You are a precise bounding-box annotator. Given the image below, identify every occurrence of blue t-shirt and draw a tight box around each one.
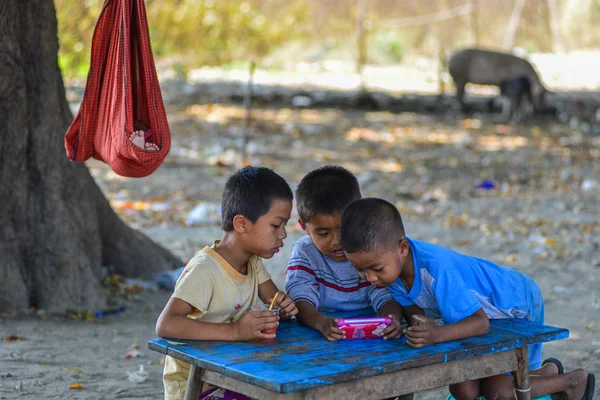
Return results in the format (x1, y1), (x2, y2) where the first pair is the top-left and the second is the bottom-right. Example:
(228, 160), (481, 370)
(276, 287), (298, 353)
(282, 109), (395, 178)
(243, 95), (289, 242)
(390, 237), (544, 369)
(390, 237), (544, 325)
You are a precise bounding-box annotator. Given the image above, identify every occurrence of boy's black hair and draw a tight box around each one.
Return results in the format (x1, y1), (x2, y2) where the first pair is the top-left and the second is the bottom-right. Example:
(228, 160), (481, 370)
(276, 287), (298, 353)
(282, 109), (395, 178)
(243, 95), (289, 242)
(221, 166), (293, 231)
(340, 198), (405, 253)
(295, 165), (361, 222)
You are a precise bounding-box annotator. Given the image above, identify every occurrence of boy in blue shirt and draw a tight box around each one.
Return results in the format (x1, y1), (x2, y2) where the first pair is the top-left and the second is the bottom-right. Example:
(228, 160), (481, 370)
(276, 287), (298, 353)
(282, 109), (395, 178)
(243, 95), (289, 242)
(286, 165), (403, 341)
(340, 197), (595, 400)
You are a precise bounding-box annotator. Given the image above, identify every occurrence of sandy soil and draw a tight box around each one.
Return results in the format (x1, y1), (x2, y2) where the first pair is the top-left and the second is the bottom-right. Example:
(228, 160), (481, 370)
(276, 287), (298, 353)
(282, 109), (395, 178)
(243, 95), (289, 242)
(2, 76), (599, 399)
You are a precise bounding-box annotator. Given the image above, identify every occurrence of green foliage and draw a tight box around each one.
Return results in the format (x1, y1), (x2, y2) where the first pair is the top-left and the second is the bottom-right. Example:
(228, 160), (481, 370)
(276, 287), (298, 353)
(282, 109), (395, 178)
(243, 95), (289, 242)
(55, 0), (102, 80)
(522, 41), (540, 54)
(372, 29), (405, 63)
(55, 0), (310, 80)
(54, 0), (600, 81)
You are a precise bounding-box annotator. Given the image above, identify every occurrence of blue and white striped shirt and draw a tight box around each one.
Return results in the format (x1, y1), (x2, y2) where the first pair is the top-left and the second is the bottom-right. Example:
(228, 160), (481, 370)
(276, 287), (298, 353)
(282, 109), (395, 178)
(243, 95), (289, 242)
(285, 235), (393, 313)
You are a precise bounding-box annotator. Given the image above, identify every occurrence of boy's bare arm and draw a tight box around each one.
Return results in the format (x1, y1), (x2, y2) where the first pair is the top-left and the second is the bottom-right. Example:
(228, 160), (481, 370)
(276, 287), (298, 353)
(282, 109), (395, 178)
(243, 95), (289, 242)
(296, 300), (345, 341)
(258, 279), (298, 320)
(295, 300), (327, 330)
(405, 308), (489, 348)
(379, 300), (404, 339)
(258, 279), (279, 304)
(379, 300), (403, 321)
(156, 297), (278, 341)
(434, 308), (489, 342)
(403, 305), (425, 326)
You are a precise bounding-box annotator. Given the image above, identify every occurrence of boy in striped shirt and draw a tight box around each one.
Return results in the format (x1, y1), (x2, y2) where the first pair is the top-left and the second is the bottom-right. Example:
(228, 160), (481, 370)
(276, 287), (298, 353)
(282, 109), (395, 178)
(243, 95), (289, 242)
(285, 165), (403, 340)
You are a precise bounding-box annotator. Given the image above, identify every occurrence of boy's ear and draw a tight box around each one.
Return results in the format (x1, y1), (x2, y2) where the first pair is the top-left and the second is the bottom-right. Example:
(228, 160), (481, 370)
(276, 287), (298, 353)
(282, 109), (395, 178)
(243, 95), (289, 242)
(397, 238), (409, 256)
(232, 214), (248, 233)
(298, 219), (307, 232)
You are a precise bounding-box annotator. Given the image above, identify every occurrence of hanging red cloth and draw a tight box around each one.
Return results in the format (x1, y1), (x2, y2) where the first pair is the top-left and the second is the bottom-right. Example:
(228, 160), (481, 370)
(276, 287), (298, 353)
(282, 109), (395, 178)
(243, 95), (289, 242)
(64, 0), (170, 178)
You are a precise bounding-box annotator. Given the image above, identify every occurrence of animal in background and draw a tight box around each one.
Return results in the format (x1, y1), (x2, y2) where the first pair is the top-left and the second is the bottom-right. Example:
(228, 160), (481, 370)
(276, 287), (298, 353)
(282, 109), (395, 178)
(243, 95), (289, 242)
(448, 48), (546, 113)
(489, 76), (535, 122)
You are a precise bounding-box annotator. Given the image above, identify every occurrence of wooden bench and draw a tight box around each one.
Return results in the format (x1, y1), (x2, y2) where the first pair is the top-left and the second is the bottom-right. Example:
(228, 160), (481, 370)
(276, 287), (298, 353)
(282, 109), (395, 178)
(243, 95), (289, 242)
(149, 309), (568, 400)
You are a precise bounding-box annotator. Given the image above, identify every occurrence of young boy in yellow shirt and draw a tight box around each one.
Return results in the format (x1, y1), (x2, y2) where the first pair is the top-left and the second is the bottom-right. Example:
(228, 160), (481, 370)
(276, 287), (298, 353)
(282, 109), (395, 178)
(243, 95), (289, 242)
(155, 166), (298, 400)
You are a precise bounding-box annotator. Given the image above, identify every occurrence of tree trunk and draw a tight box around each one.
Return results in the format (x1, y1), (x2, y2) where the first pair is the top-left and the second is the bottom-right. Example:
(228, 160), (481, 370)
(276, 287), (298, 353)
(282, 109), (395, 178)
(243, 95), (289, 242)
(355, 0), (367, 89)
(240, 60), (256, 165)
(503, 0), (526, 50)
(470, 0), (479, 45)
(546, 0), (563, 53)
(0, 0), (180, 314)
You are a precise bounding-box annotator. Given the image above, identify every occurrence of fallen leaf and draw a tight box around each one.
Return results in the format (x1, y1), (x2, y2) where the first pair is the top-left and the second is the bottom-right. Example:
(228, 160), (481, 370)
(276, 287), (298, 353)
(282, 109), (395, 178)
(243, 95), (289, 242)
(585, 321), (596, 330)
(85, 314), (97, 322)
(165, 340), (186, 345)
(69, 383), (84, 389)
(461, 119), (482, 129)
(3, 336), (26, 342)
(65, 368), (83, 374)
(495, 124), (511, 134)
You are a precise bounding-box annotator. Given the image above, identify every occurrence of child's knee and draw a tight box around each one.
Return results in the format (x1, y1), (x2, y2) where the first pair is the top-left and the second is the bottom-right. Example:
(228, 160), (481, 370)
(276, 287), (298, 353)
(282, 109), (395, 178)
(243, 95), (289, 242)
(449, 380), (480, 400)
(481, 376), (515, 400)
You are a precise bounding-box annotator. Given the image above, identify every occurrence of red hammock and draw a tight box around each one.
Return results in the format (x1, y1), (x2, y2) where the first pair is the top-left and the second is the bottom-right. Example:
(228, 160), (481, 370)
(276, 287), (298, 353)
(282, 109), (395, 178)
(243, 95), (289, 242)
(64, 0), (170, 178)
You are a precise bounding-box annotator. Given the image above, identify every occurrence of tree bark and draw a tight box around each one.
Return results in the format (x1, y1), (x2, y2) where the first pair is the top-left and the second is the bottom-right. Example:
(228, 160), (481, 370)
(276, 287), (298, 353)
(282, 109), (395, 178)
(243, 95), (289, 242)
(546, 0), (563, 53)
(0, 0), (180, 314)
(470, 0), (479, 45)
(355, 0), (367, 89)
(503, 0), (526, 50)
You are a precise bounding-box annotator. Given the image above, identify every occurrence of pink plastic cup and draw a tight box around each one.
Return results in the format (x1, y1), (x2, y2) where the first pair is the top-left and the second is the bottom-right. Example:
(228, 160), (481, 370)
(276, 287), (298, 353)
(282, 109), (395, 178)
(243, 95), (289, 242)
(251, 304), (280, 342)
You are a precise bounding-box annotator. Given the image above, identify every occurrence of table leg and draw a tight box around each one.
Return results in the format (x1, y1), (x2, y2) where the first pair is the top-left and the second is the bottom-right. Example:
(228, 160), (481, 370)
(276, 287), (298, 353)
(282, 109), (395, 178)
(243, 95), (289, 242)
(184, 364), (205, 400)
(512, 347), (531, 400)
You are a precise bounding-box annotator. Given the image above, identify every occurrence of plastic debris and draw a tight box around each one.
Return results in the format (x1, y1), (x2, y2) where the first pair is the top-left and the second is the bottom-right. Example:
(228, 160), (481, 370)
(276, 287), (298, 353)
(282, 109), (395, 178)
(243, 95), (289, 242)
(110, 200), (170, 211)
(186, 202), (221, 226)
(581, 179), (599, 191)
(292, 95), (313, 108)
(124, 348), (141, 359)
(3, 336), (26, 342)
(127, 365), (148, 384)
(474, 179), (496, 190)
(95, 305), (125, 319)
(156, 267), (185, 291)
(123, 278), (159, 292)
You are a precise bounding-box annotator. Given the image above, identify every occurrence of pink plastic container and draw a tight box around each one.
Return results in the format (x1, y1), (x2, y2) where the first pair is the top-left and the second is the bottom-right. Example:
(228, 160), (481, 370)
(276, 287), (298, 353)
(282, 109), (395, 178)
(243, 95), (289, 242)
(336, 317), (392, 339)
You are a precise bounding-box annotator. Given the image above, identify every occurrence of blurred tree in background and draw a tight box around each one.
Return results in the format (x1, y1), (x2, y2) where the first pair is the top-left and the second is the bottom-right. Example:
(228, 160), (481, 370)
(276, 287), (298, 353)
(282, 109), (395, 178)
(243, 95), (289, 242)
(55, 0), (600, 81)
(56, 0), (309, 80)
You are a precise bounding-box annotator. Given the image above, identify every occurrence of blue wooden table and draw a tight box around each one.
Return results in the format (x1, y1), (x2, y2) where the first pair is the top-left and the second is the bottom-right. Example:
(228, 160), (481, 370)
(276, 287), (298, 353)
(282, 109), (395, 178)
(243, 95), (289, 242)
(148, 310), (568, 400)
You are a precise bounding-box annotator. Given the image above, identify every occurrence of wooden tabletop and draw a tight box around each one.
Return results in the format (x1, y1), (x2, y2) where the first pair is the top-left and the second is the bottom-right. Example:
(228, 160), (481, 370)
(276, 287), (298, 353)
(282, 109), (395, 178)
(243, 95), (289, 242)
(148, 309), (568, 394)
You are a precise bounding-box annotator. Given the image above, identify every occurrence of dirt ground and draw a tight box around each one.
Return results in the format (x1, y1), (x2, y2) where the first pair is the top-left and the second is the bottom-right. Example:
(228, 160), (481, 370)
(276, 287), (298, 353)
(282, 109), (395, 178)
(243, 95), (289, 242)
(2, 76), (600, 399)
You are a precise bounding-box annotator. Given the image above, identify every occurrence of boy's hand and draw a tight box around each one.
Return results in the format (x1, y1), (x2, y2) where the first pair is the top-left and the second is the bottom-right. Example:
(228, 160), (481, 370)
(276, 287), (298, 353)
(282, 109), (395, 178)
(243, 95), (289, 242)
(233, 309), (279, 341)
(318, 316), (346, 341)
(382, 314), (402, 340)
(270, 292), (298, 320)
(405, 314), (439, 348)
